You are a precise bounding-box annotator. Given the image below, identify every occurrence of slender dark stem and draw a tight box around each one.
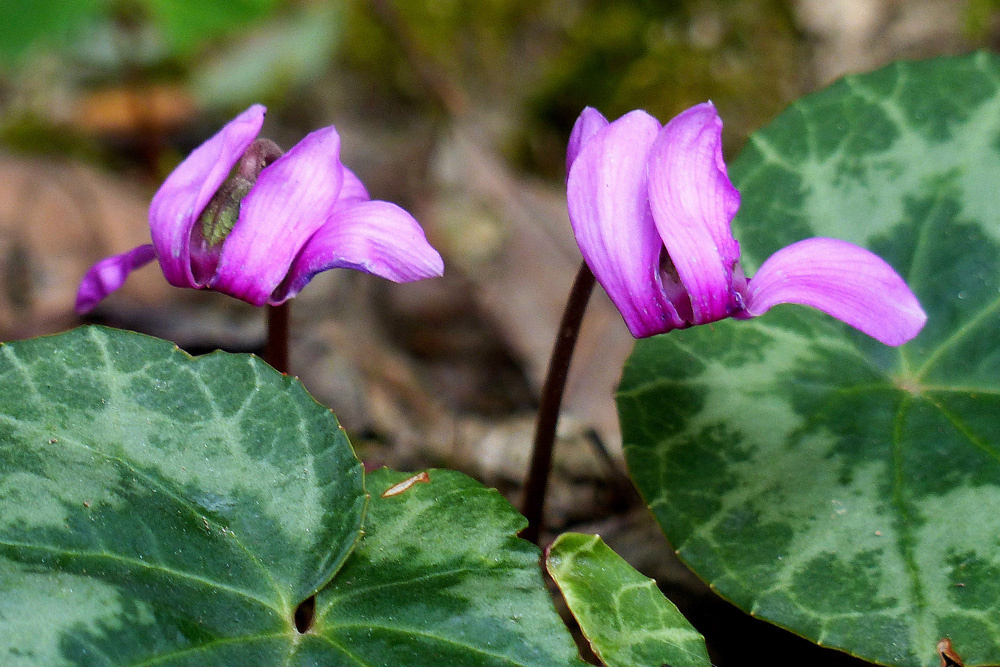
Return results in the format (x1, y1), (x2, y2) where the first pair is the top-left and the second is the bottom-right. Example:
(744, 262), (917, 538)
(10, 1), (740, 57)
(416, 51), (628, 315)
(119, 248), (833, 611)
(520, 261), (595, 545)
(264, 303), (291, 374)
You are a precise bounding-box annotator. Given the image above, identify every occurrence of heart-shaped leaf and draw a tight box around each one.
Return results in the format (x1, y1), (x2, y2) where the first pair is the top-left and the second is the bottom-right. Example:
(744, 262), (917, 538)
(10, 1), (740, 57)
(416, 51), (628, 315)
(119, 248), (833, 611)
(0, 327), (584, 666)
(547, 532), (711, 667)
(0, 325), (366, 664)
(618, 52), (1000, 667)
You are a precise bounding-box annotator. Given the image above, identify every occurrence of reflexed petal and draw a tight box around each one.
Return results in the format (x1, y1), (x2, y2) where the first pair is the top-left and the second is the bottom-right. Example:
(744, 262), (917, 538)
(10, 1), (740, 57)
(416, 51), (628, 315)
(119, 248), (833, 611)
(273, 200), (444, 304)
(567, 110), (685, 338)
(566, 107), (608, 179)
(743, 237), (927, 346)
(149, 104), (265, 288)
(75, 244), (157, 314)
(648, 102), (741, 324)
(212, 126), (345, 306)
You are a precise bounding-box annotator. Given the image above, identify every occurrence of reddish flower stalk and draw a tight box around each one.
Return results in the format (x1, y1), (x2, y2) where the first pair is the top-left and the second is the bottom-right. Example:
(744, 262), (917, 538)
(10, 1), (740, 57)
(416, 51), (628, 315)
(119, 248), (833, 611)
(520, 261), (594, 545)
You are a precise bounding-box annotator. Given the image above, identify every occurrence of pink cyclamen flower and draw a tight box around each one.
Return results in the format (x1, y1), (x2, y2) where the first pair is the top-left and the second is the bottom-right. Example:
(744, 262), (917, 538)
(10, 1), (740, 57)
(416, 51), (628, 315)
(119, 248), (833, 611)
(566, 103), (926, 346)
(76, 104), (443, 313)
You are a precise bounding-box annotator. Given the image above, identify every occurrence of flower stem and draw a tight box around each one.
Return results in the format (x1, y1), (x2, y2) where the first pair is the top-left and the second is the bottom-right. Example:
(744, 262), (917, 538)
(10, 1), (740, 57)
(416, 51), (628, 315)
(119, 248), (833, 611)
(264, 303), (291, 374)
(520, 261), (595, 545)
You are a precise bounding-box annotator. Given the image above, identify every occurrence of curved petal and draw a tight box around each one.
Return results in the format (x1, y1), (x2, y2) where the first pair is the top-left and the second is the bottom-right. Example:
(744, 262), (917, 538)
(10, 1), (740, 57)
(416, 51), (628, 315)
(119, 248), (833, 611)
(75, 244), (157, 314)
(212, 126), (345, 306)
(648, 102), (742, 325)
(567, 109), (684, 338)
(272, 200), (444, 304)
(334, 166), (370, 210)
(566, 107), (608, 179)
(744, 237), (927, 346)
(149, 105), (266, 288)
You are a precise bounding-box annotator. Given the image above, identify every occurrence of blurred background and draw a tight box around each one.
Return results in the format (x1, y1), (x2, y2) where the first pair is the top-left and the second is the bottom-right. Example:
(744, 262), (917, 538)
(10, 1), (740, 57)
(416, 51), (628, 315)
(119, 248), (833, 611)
(1, 0), (997, 664)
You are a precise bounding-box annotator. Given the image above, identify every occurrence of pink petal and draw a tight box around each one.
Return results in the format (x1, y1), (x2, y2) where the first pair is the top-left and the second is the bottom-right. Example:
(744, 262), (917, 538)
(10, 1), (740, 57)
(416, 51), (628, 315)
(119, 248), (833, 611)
(149, 105), (266, 288)
(648, 102), (742, 325)
(566, 107), (608, 179)
(273, 200), (444, 304)
(75, 244), (157, 314)
(567, 110), (685, 338)
(744, 237), (927, 346)
(211, 126), (346, 306)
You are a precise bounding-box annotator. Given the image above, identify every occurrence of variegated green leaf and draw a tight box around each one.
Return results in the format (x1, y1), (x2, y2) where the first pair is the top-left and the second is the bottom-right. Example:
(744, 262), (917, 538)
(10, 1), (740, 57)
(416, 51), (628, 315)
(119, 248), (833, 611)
(547, 533), (710, 667)
(313, 469), (588, 667)
(0, 327), (586, 666)
(0, 326), (366, 665)
(619, 52), (1000, 667)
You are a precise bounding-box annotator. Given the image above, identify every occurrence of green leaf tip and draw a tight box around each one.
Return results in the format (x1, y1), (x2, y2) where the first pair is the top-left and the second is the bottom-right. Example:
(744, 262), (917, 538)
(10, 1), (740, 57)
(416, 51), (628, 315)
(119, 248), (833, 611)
(547, 532), (710, 667)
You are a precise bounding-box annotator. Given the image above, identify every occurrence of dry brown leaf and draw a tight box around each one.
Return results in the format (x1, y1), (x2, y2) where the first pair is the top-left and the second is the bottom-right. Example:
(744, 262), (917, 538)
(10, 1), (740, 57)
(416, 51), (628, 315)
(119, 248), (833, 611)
(71, 85), (197, 136)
